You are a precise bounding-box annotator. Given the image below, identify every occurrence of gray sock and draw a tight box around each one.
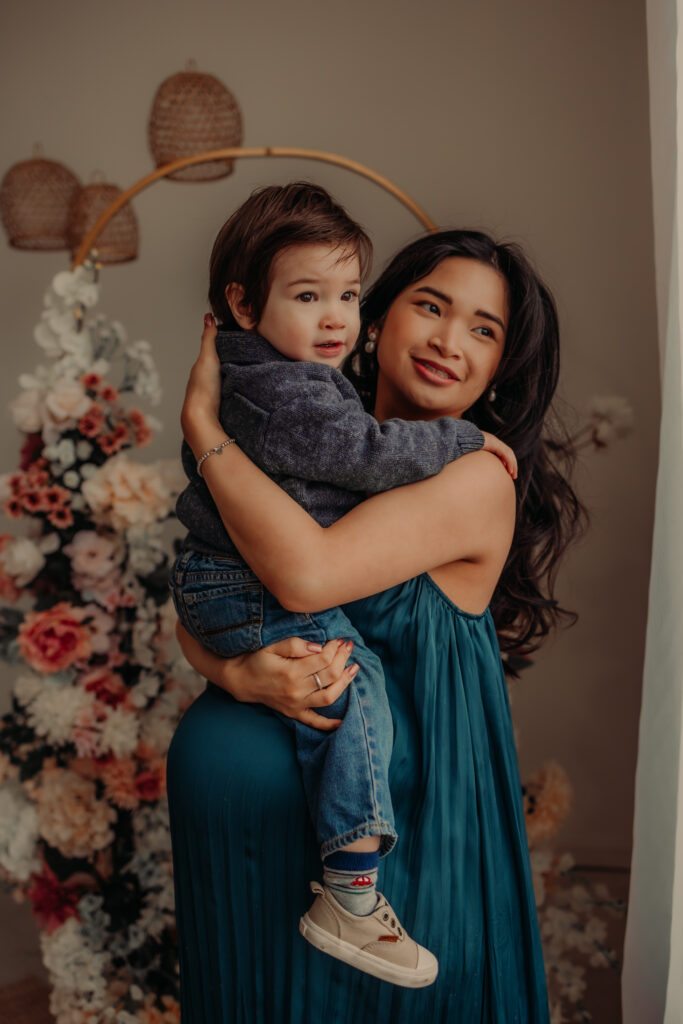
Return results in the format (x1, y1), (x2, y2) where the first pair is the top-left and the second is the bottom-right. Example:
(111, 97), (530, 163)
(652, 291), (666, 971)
(322, 864), (379, 917)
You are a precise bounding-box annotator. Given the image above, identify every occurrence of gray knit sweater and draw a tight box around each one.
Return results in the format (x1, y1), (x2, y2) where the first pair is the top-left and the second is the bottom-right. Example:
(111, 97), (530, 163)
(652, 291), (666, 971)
(176, 330), (484, 557)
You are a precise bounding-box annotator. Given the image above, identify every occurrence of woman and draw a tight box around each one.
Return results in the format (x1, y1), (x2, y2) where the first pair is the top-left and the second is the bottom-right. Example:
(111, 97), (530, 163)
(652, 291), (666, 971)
(167, 231), (584, 1023)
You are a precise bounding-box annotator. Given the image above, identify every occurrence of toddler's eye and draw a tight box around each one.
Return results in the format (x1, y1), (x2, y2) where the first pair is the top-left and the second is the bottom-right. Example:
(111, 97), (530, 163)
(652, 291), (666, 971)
(341, 290), (358, 302)
(296, 292), (316, 302)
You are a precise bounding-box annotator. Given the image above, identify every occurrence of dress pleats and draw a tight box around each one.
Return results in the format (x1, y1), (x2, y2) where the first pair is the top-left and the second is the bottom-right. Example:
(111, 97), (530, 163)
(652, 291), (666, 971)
(167, 574), (550, 1023)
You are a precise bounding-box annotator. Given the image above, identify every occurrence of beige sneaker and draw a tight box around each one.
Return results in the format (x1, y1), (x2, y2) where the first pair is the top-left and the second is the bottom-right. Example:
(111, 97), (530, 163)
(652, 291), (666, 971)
(299, 882), (438, 988)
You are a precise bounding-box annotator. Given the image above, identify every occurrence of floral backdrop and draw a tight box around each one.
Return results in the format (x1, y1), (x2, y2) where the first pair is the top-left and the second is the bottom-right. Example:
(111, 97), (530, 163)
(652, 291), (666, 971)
(0, 264), (629, 1023)
(0, 263), (201, 1024)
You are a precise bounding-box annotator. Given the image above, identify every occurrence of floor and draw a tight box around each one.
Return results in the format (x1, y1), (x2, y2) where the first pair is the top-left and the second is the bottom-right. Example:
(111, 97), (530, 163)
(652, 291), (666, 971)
(0, 869), (629, 1022)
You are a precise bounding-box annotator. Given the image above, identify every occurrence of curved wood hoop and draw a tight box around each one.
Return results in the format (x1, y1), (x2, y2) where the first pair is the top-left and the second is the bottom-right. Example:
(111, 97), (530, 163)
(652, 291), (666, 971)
(71, 146), (437, 269)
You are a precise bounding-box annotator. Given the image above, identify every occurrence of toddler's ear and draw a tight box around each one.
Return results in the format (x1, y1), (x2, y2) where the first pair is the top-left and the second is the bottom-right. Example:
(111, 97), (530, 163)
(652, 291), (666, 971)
(226, 283), (257, 330)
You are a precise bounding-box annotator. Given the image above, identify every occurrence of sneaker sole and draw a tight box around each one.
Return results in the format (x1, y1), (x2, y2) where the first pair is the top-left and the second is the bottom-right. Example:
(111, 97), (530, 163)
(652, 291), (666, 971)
(299, 913), (438, 988)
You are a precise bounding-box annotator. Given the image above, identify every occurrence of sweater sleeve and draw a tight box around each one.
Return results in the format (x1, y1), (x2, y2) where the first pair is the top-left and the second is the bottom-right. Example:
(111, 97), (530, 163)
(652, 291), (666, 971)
(261, 378), (484, 492)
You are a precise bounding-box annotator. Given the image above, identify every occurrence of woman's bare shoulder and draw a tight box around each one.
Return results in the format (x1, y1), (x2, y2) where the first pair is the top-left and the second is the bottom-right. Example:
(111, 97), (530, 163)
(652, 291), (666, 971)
(437, 450), (516, 533)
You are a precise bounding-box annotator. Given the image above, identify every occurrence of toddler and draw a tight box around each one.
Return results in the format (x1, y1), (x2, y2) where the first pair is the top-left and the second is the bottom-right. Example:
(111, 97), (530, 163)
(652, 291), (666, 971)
(172, 182), (515, 988)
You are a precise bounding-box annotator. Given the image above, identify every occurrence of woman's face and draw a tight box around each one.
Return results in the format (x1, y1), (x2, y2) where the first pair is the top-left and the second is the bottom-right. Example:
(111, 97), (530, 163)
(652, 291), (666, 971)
(373, 257), (508, 422)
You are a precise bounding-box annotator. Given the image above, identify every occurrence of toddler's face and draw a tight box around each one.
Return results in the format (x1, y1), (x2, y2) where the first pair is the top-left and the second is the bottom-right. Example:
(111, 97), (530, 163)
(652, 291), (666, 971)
(256, 243), (361, 367)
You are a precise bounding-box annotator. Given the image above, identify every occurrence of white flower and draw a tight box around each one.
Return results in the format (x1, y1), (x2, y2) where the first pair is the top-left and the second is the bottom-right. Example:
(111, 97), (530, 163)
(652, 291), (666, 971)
(0, 779), (41, 880)
(63, 470), (80, 489)
(9, 388), (44, 433)
(129, 672), (161, 709)
(52, 268), (99, 309)
(76, 440), (93, 460)
(39, 533), (61, 555)
(0, 537), (45, 586)
(59, 330), (94, 369)
(44, 437), (77, 471)
(64, 531), (121, 580)
(127, 523), (166, 575)
(80, 463), (98, 480)
(27, 684), (92, 745)
(99, 707), (139, 757)
(0, 475), (13, 503)
(41, 918), (108, 1007)
(589, 395), (634, 445)
(551, 958), (586, 1002)
(13, 671), (46, 707)
(34, 320), (64, 356)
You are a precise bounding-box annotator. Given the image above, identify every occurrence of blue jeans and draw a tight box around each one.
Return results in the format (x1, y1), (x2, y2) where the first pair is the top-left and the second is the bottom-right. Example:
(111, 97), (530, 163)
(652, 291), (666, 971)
(171, 549), (397, 859)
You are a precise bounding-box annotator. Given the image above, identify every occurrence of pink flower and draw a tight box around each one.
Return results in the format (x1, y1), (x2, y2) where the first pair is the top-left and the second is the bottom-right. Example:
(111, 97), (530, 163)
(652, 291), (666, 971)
(78, 667), (126, 708)
(80, 603), (116, 654)
(80, 372), (103, 390)
(20, 433), (44, 470)
(64, 531), (119, 580)
(27, 865), (82, 935)
(100, 757), (139, 810)
(99, 384), (119, 403)
(78, 403), (105, 438)
(42, 485), (70, 510)
(0, 535), (21, 601)
(4, 497), (24, 519)
(136, 762), (165, 802)
(129, 409), (153, 447)
(47, 506), (74, 529)
(97, 422), (129, 456)
(18, 602), (92, 673)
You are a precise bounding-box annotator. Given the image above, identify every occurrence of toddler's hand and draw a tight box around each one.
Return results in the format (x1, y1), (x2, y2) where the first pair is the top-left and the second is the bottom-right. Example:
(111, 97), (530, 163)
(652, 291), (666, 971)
(480, 431), (518, 479)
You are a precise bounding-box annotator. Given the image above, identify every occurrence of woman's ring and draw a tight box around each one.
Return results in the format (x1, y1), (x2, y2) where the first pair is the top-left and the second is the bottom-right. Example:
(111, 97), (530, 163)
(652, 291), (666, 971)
(313, 672), (324, 690)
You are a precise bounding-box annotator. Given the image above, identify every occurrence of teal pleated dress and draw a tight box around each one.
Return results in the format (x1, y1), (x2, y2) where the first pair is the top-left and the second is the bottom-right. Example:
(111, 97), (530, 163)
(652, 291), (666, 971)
(167, 574), (550, 1023)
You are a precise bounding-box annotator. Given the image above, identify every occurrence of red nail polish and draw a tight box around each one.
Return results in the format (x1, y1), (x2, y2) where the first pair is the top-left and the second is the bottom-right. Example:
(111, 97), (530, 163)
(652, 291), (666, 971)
(204, 312), (215, 327)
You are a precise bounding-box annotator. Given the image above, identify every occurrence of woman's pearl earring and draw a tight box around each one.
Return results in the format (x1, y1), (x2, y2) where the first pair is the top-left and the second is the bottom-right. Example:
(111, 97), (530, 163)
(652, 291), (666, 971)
(488, 385), (497, 403)
(364, 330), (378, 355)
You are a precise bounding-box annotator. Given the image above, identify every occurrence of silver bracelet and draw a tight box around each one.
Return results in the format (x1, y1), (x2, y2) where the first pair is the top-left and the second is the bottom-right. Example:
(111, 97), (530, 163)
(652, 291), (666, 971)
(196, 437), (237, 477)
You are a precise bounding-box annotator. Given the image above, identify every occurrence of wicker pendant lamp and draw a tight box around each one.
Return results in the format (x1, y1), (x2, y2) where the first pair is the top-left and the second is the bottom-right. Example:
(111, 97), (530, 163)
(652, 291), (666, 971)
(0, 146), (80, 250)
(148, 60), (243, 181)
(67, 179), (138, 264)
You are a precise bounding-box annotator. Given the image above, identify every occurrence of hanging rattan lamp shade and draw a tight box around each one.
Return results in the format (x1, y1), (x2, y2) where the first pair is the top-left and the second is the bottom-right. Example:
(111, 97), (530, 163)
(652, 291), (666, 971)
(148, 64), (243, 181)
(67, 182), (138, 264)
(0, 155), (80, 250)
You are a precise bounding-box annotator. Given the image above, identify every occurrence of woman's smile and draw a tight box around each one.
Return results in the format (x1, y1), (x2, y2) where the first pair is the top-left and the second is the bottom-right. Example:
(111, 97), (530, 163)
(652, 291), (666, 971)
(410, 356), (462, 383)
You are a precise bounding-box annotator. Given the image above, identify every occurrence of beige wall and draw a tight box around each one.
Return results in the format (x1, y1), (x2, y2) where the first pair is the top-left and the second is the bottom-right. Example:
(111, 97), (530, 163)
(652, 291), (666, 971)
(0, 0), (656, 875)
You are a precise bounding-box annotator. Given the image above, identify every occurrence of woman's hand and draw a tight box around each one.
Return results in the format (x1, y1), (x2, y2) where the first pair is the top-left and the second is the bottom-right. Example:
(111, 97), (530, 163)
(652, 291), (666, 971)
(176, 622), (359, 731)
(181, 313), (224, 458)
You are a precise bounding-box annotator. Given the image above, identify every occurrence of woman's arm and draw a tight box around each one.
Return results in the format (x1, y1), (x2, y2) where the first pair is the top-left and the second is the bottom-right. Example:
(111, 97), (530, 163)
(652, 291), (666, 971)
(183, 319), (516, 612)
(176, 622), (359, 731)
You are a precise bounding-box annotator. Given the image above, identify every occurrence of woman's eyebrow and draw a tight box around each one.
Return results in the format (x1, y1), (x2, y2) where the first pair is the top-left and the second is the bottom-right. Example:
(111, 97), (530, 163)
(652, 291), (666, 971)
(414, 287), (506, 331)
(414, 286), (452, 305)
(475, 309), (506, 331)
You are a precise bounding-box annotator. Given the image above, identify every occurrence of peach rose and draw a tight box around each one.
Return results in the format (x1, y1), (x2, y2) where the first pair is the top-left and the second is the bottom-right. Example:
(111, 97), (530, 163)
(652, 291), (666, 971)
(44, 378), (91, 426)
(35, 766), (116, 858)
(18, 602), (92, 673)
(100, 757), (139, 810)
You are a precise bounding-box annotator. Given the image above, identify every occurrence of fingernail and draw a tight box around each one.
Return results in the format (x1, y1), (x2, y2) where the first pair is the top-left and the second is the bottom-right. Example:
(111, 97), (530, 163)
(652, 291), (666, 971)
(346, 640), (354, 651)
(336, 638), (345, 646)
(306, 642), (323, 652)
(348, 663), (360, 677)
(204, 312), (215, 327)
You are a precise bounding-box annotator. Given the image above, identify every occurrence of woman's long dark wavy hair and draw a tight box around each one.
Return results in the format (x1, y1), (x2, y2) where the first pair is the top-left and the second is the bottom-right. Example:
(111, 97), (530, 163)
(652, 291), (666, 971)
(344, 230), (588, 657)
